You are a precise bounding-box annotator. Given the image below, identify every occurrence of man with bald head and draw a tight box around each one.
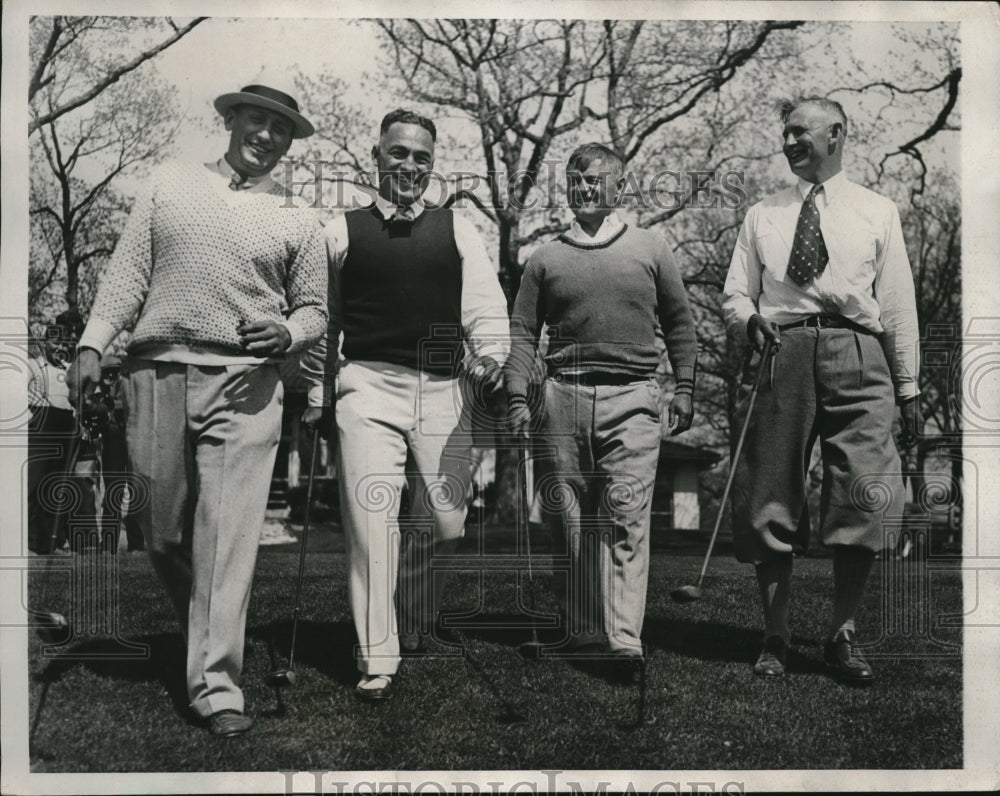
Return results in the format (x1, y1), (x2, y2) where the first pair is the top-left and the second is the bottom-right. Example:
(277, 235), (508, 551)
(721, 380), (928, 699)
(723, 97), (920, 684)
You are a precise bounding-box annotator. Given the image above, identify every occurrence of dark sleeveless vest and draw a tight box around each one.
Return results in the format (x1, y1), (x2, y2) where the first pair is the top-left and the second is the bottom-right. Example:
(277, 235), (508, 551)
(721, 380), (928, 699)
(341, 206), (464, 375)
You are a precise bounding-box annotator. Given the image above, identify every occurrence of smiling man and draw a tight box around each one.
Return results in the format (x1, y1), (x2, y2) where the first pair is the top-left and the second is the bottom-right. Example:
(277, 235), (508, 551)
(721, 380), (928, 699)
(504, 143), (697, 671)
(67, 78), (328, 736)
(300, 109), (509, 701)
(723, 96), (919, 685)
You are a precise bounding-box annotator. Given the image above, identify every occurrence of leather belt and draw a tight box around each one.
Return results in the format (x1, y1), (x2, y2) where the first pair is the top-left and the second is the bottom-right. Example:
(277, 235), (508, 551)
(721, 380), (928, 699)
(551, 372), (652, 386)
(779, 315), (876, 335)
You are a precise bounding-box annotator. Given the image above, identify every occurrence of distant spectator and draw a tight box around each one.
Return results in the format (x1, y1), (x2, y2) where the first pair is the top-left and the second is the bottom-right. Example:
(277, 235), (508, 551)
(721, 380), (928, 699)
(27, 310), (98, 553)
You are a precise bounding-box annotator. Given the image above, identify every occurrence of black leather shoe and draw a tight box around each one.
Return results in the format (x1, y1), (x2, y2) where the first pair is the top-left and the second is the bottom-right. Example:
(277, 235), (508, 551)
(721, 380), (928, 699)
(600, 650), (644, 685)
(355, 675), (394, 701)
(208, 710), (253, 737)
(824, 629), (874, 685)
(753, 635), (788, 678)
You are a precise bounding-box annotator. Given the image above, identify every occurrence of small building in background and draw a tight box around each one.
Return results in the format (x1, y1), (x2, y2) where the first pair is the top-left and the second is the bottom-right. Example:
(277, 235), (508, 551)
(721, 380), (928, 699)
(650, 439), (722, 532)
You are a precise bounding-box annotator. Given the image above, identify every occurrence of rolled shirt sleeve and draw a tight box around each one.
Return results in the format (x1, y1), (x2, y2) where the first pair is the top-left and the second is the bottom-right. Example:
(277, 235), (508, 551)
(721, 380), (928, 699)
(453, 214), (510, 367)
(722, 204), (763, 346)
(874, 202), (920, 402)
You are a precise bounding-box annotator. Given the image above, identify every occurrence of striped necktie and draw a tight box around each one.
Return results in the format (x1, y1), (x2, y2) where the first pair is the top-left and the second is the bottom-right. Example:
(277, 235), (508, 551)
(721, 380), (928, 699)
(786, 183), (828, 286)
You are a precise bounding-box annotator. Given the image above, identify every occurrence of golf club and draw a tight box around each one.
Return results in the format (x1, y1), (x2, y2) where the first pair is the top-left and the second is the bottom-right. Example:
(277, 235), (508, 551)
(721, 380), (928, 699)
(517, 434), (545, 659)
(671, 339), (776, 604)
(34, 429), (83, 645)
(265, 425), (320, 689)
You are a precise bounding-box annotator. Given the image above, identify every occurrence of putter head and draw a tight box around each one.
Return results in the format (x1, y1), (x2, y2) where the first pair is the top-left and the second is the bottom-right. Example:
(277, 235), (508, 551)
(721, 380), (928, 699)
(519, 640), (546, 659)
(264, 669), (296, 689)
(670, 585), (702, 604)
(35, 612), (70, 645)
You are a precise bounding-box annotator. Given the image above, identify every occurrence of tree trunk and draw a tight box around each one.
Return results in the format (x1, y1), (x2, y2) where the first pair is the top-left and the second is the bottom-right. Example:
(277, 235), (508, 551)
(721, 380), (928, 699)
(64, 228), (78, 313)
(492, 217), (522, 524)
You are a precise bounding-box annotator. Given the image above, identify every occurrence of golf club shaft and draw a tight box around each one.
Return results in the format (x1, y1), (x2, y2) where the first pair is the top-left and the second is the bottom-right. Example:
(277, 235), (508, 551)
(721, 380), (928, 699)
(287, 426), (320, 668)
(694, 340), (775, 588)
(519, 436), (540, 644)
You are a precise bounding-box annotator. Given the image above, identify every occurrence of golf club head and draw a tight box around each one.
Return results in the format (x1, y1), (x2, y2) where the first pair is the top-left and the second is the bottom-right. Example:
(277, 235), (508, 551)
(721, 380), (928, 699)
(264, 669), (296, 689)
(35, 612), (70, 645)
(519, 640), (546, 659)
(670, 585), (702, 604)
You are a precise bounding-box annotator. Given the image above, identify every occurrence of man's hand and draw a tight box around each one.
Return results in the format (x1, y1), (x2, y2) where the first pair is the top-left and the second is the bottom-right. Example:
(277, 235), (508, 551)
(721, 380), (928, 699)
(506, 395), (531, 437)
(469, 355), (503, 393)
(238, 320), (292, 357)
(668, 392), (693, 436)
(747, 314), (781, 354)
(898, 396), (920, 451)
(67, 348), (101, 406)
(302, 405), (333, 440)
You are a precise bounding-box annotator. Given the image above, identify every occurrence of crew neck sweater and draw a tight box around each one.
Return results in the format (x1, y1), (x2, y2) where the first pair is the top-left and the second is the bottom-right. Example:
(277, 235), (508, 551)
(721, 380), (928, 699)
(82, 160), (328, 364)
(505, 224), (697, 399)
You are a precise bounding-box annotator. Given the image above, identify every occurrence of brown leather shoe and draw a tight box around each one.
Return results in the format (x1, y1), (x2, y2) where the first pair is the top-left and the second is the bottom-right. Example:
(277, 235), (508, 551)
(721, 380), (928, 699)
(824, 629), (875, 685)
(753, 635), (787, 678)
(208, 710), (253, 737)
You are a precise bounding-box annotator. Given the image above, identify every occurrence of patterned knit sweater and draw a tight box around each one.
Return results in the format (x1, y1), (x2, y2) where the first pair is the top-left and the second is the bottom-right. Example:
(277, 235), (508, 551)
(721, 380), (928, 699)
(82, 161), (328, 363)
(505, 224), (697, 399)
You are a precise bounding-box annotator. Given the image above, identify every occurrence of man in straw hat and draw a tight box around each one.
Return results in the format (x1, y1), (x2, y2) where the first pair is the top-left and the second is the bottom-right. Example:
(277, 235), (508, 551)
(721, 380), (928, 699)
(68, 77), (327, 736)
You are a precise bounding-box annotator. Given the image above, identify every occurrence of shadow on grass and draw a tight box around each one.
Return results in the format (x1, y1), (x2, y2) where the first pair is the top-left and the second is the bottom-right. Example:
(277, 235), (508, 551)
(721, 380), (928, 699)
(449, 612), (829, 675)
(249, 619), (358, 689)
(642, 617), (828, 675)
(34, 632), (196, 726)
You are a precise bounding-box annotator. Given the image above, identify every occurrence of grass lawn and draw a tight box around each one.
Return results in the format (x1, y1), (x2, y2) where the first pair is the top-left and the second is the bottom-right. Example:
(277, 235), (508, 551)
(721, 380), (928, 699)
(26, 526), (962, 773)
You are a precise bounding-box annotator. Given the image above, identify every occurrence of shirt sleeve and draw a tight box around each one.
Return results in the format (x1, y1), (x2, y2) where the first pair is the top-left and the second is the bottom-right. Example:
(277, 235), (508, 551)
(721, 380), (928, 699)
(722, 204), (763, 344)
(503, 256), (545, 401)
(653, 237), (698, 395)
(874, 201), (920, 401)
(299, 216), (347, 407)
(281, 216), (330, 353)
(78, 186), (156, 355)
(453, 214), (510, 367)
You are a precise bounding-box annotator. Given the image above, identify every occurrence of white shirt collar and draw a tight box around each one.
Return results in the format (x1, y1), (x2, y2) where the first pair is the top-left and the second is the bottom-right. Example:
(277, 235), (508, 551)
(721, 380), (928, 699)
(796, 170), (846, 206)
(565, 211), (625, 245)
(211, 158), (275, 192)
(374, 192), (426, 221)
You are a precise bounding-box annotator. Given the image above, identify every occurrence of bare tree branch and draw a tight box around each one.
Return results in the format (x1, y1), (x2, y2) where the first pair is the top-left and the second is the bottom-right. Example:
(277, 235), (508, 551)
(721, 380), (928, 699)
(29, 17), (207, 134)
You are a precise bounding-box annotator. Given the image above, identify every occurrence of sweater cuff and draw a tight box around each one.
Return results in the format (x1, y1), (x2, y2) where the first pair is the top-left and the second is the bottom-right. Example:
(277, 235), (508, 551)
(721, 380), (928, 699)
(672, 364), (696, 394)
(78, 318), (118, 357)
(504, 375), (530, 401)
